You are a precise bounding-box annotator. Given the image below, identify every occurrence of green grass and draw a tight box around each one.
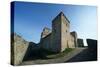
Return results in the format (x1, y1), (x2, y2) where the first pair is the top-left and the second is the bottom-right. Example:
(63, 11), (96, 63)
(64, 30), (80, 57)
(38, 48), (74, 59)
(46, 48), (74, 59)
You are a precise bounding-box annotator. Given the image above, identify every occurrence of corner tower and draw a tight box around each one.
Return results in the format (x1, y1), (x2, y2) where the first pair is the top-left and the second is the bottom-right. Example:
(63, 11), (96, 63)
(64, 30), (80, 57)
(51, 12), (70, 52)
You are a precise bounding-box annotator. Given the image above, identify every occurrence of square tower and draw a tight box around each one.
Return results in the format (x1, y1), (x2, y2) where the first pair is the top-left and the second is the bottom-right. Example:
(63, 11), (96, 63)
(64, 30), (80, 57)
(51, 12), (70, 52)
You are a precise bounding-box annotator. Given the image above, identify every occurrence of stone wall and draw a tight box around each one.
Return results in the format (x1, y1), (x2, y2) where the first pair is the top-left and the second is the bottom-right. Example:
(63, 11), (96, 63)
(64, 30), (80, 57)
(86, 39), (97, 48)
(11, 33), (29, 65)
(52, 13), (62, 52)
(40, 12), (77, 52)
(68, 34), (75, 48)
(41, 33), (52, 50)
(77, 38), (84, 47)
(41, 27), (51, 38)
(61, 13), (70, 51)
(70, 31), (77, 47)
(86, 39), (97, 60)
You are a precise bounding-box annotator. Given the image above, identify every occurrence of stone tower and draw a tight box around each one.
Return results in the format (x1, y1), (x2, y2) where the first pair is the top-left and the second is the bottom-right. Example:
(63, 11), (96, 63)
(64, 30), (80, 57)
(52, 12), (71, 52)
(40, 12), (77, 53)
(41, 27), (51, 38)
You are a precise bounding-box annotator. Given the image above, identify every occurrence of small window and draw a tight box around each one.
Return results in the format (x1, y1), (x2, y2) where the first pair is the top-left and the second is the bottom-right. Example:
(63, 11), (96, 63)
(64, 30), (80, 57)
(66, 30), (67, 32)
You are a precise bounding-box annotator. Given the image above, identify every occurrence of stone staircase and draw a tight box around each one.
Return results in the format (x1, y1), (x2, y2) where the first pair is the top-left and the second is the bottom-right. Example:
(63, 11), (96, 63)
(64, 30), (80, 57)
(21, 48), (87, 65)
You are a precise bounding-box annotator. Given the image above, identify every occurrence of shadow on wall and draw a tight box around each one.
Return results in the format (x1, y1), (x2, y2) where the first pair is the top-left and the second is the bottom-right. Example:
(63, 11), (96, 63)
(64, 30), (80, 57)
(23, 42), (39, 61)
(77, 38), (84, 47)
(87, 39), (97, 49)
(22, 42), (48, 61)
(86, 39), (97, 60)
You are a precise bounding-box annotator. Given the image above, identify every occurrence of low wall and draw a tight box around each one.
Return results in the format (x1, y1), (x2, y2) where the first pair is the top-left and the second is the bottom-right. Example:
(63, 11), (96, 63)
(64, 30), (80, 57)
(11, 33), (29, 65)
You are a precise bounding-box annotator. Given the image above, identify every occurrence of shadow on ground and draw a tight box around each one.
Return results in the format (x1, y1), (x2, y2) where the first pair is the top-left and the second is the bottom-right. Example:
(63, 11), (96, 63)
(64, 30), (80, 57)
(23, 42), (47, 61)
(65, 39), (97, 62)
(22, 42), (57, 61)
(22, 39), (97, 63)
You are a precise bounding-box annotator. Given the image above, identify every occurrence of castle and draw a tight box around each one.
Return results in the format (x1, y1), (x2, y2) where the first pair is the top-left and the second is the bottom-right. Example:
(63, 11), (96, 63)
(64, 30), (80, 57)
(40, 12), (78, 52)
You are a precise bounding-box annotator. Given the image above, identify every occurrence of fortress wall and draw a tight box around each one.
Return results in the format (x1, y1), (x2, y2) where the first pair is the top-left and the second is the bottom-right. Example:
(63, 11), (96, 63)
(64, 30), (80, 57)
(61, 13), (72, 51)
(51, 14), (62, 52)
(61, 17), (68, 51)
(11, 33), (29, 65)
(41, 34), (52, 50)
(77, 38), (84, 47)
(70, 32), (77, 47)
(40, 12), (77, 52)
(68, 34), (75, 48)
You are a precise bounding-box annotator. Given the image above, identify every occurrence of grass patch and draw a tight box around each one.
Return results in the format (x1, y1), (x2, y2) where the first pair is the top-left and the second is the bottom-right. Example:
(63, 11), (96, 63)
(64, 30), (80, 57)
(46, 48), (74, 59)
(32, 48), (74, 59)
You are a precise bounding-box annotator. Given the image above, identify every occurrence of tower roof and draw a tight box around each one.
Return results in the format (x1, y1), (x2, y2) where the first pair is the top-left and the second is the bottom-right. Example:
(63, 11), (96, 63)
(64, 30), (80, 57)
(52, 12), (70, 23)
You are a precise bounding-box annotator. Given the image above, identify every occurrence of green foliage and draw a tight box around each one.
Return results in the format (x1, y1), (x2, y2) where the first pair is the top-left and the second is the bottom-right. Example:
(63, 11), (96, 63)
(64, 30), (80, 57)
(46, 48), (74, 59)
(63, 48), (73, 53)
(35, 48), (74, 59)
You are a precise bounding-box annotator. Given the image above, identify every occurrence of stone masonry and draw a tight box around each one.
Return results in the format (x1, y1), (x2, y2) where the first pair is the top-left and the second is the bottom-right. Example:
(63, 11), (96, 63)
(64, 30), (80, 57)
(11, 33), (29, 65)
(40, 12), (77, 52)
(11, 12), (79, 65)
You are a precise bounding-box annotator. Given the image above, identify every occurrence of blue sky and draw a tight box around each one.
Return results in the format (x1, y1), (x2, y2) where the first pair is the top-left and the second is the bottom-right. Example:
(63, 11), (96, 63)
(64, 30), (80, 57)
(13, 1), (97, 46)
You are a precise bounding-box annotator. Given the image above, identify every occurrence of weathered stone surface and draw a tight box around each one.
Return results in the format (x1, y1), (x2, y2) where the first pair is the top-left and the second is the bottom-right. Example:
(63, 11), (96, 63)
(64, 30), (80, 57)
(86, 39), (97, 48)
(41, 27), (51, 38)
(23, 42), (40, 61)
(70, 31), (77, 47)
(11, 33), (29, 65)
(40, 12), (78, 52)
(77, 38), (84, 47)
(86, 39), (97, 60)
